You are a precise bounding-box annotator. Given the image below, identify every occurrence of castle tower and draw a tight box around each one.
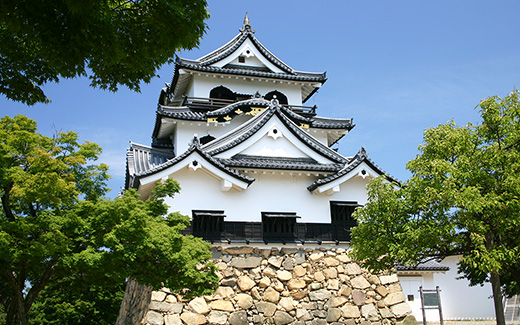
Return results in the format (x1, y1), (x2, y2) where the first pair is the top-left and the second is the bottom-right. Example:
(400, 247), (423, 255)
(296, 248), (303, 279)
(123, 15), (413, 325)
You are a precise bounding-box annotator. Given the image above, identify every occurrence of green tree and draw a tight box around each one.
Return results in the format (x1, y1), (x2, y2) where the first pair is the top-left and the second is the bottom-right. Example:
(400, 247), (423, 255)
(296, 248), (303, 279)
(0, 0), (209, 105)
(351, 90), (520, 325)
(0, 115), (218, 325)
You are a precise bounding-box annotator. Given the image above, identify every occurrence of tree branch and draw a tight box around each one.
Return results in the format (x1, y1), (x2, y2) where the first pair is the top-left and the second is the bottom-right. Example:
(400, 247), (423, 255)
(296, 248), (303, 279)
(1, 181), (15, 221)
(24, 261), (57, 310)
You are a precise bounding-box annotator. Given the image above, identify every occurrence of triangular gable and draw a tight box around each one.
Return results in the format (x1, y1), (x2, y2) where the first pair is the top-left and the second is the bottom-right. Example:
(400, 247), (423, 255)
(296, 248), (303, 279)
(203, 101), (348, 165)
(308, 147), (399, 194)
(197, 19), (294, 74)
(131, 139), (254, 197)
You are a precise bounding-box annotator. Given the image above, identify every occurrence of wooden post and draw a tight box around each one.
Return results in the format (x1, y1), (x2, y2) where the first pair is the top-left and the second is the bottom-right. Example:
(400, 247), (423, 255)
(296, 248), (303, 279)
(436, 286), (444, 325)
(419, 286), (427, 325)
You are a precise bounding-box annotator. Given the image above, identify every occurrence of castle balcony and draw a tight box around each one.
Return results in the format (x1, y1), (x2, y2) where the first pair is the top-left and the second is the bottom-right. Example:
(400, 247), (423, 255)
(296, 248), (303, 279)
(180, 219), (357, 244)
(167, 96), (317, 117)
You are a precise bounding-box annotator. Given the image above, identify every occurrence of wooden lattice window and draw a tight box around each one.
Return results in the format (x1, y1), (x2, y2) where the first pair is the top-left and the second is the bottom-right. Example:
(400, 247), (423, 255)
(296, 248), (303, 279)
(262, 212), (300, 235)
(192, 210), (225, 233)
(330, 201), (361, 224)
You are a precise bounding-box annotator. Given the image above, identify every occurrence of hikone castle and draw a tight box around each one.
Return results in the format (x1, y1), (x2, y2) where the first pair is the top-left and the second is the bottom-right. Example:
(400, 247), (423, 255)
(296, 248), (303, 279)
(121, 15), (498, 325)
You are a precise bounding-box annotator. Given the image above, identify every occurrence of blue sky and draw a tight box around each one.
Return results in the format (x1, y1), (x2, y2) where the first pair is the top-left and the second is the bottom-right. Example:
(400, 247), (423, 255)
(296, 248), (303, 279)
(2, 1), (520, 198)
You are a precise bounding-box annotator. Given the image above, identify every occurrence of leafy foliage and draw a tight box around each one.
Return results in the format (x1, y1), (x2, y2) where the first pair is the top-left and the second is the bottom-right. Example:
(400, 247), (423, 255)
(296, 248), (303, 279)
(351, 90), (520, 322)
(0, 0), (209, 105)
(0, 115), (217, 324)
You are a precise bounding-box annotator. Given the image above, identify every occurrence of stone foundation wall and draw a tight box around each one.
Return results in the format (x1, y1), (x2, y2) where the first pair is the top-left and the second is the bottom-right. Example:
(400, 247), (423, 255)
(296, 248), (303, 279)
(143, 246), (412, 325)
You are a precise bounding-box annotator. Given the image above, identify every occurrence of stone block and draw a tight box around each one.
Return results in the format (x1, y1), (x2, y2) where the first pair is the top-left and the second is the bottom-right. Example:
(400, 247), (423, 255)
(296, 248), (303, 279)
(215, 286), (235, 299)
(224, 246), (254, 255)
(323, 257), (340, 267)
(379, 274), (399, 285)
(164, 314), (182, 325)
(236, 293), (253, 309)
(390, 302), (412, 318)
(292, 265), (306, 277)
(258, 276), (271, 288)
(309, 252), (324, 261)
(230, 257), (262, 269)
(361, 303), (379, 321)
(325, 295), (347, 308)
(209, 300), (234, 312)
(291, 289), (308, 300)
(256, 301), (277, 316)
(341, 304), (360, 318)
(220, 277), (237, 287)
(188, 297), (210, 315)
(268, 256), (283, 268)
(273, 310), (294, 325)
(276, 270), (292, 281)
(309, 289), (331, 301)
(279, 296), (296, 311)
(264, 287), (280, 303)
(323, 267), (338, 279)
(282, 257), (295, 270)
(229, 310), (248, 325)
(151, 291), (167, 302)
(287, 278), (306, 290)
(207, 311), (227, 324)
(296, 308), (313, 321)
(237, 275), (255, 291)
(352, 290), (366, 306)
(146, 310), (164, 325)
(339, 285), (352, 297)
(149, 301), (183, 313)
(180, 311), (207, 325)
(344, 263), (362, 275)
(384, 292), (405, 306)
(294, 250), (306, 264)
(326, 308), (342, 322)
(314, 271), (325, 282)
(351, 275), (371, 289)
(376, 285), (389, 297)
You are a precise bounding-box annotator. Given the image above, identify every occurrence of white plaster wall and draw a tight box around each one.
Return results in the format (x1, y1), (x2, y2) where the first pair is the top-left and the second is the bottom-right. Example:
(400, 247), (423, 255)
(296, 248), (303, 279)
(163, 168), (371, 223)
(400, 274), (442, 322)
(190, 75), (303, 106)
(434, 256), (495, 320)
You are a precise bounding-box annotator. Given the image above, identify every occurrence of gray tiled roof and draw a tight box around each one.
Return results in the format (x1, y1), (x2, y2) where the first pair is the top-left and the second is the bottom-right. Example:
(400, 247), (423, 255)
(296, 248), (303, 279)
(157, 106), (206, 121)
(217, 155), (344, 172)
(197, 23), (295, 74)
(155, 99), (353, 131)
(175, 58), (326, 82)
(312, 116), (355, 130)
(205, 98), (270, 117)
(203, 100), (348, 165)
(307, 147), (399, 192)
(126, 142), (174, 188)
(397, 260), (450, 272)
(126, 138), (254, 189)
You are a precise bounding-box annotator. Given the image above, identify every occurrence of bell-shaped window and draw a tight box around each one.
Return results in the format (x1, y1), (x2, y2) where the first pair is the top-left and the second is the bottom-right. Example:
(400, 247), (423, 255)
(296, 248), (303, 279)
(265, 90), (288, 105)
(210, 86), (236, 101)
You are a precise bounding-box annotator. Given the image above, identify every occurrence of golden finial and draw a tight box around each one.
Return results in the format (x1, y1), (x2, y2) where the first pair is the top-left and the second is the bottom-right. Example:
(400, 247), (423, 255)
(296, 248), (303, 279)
(241, 12), (253, 32)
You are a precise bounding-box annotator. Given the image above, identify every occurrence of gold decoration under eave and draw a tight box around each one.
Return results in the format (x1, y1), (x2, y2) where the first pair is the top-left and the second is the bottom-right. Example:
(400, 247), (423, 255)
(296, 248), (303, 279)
(207, 117), (218, 123)
(235, 109), (244, 115)
(224, 115), (232, 121)
(246, 107), (265, 116)
(300, 123), (310, 129)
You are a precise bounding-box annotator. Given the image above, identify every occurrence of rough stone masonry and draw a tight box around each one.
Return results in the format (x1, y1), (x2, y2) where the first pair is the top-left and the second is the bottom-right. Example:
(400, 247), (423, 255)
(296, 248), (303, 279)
(137, 246), (414, 325)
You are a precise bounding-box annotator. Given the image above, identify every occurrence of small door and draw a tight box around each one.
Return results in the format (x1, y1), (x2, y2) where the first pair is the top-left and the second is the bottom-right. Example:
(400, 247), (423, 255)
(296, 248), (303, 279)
(400, 277), (423, 321)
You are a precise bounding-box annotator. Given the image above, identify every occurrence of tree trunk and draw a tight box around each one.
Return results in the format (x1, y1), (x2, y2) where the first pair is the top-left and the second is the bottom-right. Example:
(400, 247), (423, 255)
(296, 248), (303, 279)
(490, 272), (505, 325)
(115, 278), (153, 325)
(5, 295), (29, 325)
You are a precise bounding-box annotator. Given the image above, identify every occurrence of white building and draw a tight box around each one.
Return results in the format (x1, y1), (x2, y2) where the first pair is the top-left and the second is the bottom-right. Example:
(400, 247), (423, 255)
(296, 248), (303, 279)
(125, 15), (499, 323)
(125, 15), (393, 243)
